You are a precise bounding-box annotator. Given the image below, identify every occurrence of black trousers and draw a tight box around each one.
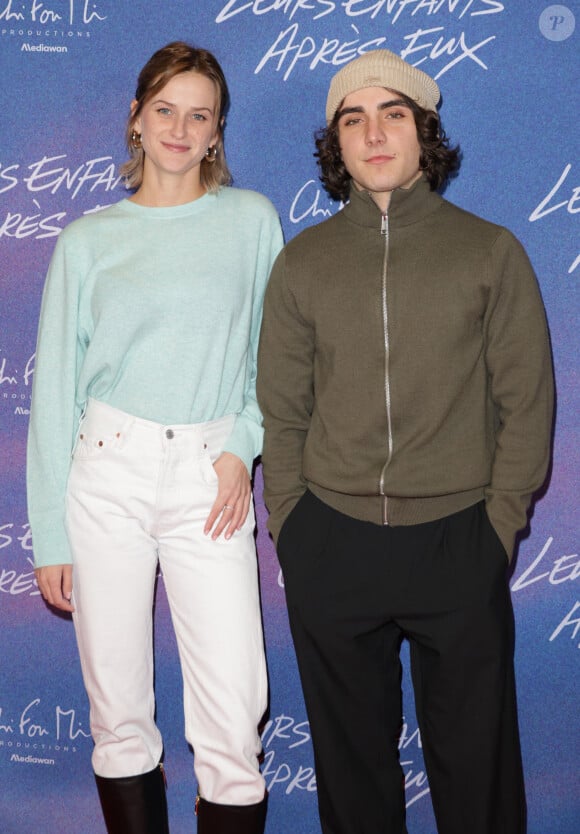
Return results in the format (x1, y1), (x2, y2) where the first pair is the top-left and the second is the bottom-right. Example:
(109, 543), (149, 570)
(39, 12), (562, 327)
(277, 492), (526, 834)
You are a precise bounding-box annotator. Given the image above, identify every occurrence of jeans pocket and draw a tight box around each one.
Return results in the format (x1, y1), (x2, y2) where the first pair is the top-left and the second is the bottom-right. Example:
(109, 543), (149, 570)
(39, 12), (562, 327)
(73, 425), (128, 460)
(199, 449), (220, 486)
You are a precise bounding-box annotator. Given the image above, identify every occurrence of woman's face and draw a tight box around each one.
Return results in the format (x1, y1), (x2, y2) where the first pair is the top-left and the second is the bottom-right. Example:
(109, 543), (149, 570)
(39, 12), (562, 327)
(133, 71), (220, 188)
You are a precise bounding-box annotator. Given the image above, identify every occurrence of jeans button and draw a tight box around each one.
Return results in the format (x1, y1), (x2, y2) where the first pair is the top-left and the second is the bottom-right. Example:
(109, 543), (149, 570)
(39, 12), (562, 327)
(165, 429), (174, 439)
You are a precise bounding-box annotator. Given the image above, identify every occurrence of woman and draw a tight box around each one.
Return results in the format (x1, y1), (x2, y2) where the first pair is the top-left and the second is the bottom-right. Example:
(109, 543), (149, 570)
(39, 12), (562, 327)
(27, 42), (282, 834)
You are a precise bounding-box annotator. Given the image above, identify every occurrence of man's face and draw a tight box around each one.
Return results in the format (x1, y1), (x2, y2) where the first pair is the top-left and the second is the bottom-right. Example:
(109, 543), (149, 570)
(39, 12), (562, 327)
(336, 86), (422, 212)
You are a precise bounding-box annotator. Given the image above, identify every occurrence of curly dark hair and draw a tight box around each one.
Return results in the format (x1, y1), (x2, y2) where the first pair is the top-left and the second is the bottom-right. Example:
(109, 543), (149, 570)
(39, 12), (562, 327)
(315, 90), (460, 202)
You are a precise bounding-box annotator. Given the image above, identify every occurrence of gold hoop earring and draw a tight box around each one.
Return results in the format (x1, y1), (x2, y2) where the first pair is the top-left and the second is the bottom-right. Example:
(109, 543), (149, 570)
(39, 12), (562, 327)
(205, 146), (217, 163)
(130, 129), (142, 150)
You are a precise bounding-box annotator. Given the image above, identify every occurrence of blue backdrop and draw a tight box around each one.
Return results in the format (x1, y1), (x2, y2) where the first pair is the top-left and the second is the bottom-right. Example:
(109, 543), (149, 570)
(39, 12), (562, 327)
(0, 2), (578, 832)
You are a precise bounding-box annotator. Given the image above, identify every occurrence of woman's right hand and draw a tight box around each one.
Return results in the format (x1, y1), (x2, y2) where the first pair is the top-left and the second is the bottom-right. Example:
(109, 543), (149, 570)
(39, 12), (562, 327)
(35, 564), (75, 613)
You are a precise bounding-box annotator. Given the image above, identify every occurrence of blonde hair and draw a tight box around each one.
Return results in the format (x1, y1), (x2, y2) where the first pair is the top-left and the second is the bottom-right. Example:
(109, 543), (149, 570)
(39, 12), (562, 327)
(120, 42), (231, 191)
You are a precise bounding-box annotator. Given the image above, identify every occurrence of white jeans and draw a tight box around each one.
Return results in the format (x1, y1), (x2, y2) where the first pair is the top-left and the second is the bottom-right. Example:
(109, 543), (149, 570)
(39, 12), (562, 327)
(66, 398), (267, 804)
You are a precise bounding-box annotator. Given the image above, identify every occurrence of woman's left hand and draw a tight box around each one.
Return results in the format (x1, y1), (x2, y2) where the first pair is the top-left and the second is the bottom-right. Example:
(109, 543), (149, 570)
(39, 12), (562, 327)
(204, 452), (251, 540)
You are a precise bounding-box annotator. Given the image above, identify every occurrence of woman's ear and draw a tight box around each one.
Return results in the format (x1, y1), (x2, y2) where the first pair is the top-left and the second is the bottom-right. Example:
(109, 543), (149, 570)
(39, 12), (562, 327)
(130, 99), (140, 132)
(211, 115), (225, 151)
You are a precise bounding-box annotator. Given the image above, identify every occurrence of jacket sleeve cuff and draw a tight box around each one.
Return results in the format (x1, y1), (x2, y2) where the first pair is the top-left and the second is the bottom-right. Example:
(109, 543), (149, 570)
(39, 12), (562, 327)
(484, 490), (530, 562)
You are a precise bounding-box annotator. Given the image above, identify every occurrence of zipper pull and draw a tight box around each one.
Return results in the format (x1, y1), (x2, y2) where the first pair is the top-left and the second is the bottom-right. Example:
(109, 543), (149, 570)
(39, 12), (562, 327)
(382, 495), (389, 526)
(381, 214), (388, 236)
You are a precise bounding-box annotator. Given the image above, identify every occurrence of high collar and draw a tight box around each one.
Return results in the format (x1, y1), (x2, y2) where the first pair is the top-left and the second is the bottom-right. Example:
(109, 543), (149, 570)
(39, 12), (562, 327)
(342, 175), (442, 229)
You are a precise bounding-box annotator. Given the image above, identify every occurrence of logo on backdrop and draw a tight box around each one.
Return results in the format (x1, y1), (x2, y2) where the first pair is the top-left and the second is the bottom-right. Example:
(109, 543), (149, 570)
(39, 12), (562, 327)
(261, 712), (430, 807)
(0, 529), (92, 764)
(512, 536), (580, 650)
(216, 0), (505, 81)
(529, 162), (579, 275)
(539, 5), (576, 41)
(0, 351), (34, 414)
(289, 178), (345, 225)
(0, 154), (123, 242)
(0, 523), (38, 596)
(0, 697), (91, 762)
(0, 0), (109, 51)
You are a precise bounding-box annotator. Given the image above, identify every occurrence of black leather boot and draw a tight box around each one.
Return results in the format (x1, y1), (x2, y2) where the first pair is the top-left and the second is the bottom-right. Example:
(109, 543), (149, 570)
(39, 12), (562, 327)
(95, 763), (169, 834)
(195, 793), (267, 834)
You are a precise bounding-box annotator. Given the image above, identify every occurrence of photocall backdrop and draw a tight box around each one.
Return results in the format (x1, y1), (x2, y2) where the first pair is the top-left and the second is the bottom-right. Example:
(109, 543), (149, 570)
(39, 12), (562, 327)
(0, 2), (578, 832)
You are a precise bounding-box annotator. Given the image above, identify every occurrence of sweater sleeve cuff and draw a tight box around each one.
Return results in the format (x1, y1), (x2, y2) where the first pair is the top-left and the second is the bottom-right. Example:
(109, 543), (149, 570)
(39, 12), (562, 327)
(222, 415), (264, 475)
(29, 511), (73, 568)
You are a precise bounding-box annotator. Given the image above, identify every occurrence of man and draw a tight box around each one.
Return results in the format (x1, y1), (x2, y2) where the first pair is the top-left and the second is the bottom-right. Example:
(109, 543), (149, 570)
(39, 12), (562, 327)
(257, 50), (553, 834)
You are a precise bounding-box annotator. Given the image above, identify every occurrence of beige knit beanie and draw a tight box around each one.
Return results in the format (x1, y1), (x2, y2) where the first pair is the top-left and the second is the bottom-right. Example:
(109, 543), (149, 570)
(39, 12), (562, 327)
(326, 50), (440, 123)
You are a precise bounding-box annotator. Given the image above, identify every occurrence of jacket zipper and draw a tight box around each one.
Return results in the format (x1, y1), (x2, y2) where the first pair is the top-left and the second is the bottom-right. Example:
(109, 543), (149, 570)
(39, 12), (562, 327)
(378, 212), (393, 525)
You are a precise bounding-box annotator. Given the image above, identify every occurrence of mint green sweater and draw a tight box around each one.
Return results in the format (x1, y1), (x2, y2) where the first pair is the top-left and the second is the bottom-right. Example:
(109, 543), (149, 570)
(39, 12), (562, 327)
(27, 187), (283, 567)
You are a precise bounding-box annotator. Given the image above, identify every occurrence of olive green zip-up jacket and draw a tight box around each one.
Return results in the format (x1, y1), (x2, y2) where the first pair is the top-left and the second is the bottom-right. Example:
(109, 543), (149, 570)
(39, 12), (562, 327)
(257, 177), (553, 559)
